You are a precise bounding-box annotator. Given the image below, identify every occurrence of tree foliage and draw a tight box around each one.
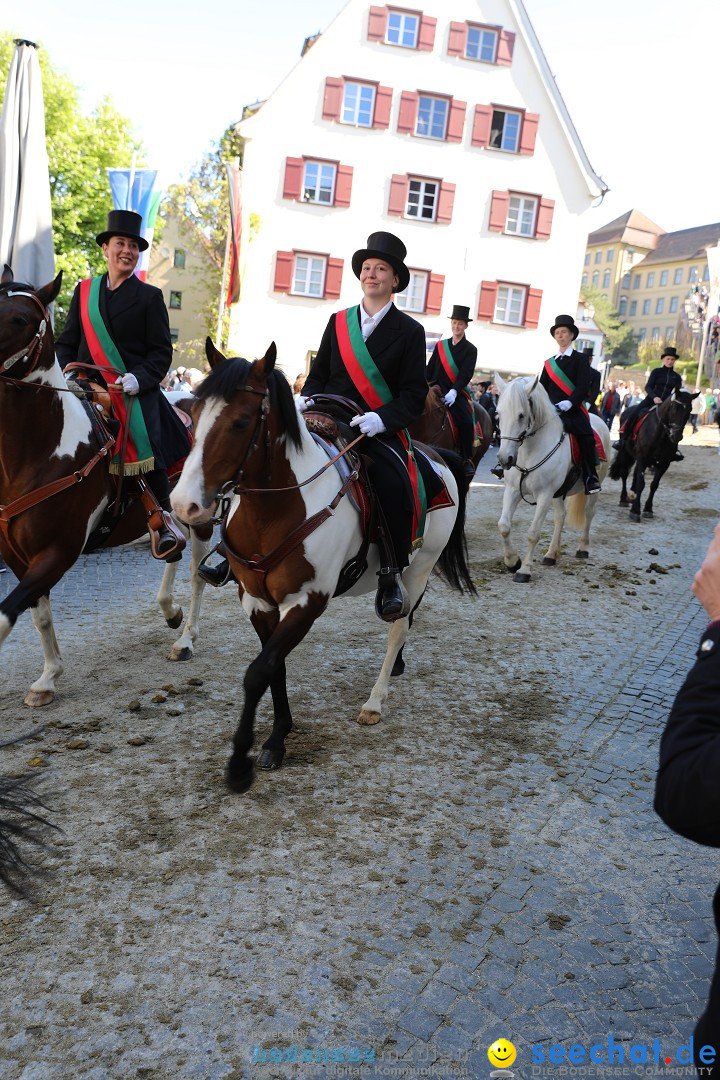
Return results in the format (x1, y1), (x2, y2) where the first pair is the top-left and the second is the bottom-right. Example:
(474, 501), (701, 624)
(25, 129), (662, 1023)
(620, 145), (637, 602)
(580, 285), (638, 365)
(0, 32), (142, 323)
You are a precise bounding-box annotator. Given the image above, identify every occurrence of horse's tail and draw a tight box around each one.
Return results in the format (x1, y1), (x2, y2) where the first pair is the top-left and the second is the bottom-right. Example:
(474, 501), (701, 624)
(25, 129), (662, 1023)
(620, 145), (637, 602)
(609, 442), (632, 481)
(0, 740), (58, 897)
(566, 492), (587, 531)
(433, 449), (477, 596)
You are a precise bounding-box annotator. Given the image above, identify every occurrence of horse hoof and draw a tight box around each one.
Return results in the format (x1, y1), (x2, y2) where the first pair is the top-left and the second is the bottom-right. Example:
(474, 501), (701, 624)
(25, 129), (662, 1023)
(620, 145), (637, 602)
(505, 559), (522, 573)
(165, 609), (183, 630)
(542, 557), (556, 566)
(629, 512), (641, 522)
(575, 550), (589, 559)
(643, 510), (654, 517)
(513, 572), (531, 583)
(357, 709), (381, 726)
(391, 656), (405, 677)
(258, 748), (285, 771)
(24, 688), (55, 708)
(225, 759), (255, 793)
(619, 498), (629, 506)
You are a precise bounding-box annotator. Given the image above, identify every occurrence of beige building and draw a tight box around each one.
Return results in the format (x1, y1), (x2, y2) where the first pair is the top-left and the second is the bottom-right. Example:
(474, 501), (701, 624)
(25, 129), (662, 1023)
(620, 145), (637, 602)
(581, 209), (664, 310)
(148, 213), (216, 367)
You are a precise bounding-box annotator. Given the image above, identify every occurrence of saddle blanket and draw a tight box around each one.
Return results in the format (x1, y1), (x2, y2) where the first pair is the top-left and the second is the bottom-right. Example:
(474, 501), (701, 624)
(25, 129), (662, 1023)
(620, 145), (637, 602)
(569, 429), (606, 466)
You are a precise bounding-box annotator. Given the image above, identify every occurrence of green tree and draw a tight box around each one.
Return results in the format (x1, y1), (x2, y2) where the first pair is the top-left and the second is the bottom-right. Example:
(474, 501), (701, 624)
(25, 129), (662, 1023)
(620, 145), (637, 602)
(581, 285), (638, 365)
(0, 33), (142, 323)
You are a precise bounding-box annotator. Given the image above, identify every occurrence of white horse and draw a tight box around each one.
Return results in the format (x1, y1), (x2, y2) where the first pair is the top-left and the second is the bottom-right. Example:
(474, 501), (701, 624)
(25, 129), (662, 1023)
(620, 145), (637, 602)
(494, 374), (611, 583)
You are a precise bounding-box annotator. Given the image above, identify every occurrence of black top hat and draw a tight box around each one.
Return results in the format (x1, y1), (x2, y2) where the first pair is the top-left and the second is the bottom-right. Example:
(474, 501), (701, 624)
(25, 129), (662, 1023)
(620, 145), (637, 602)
(549, 313), (579, 340)
(448, 304), (472, 323)
(96, 209), (148, 252)
(661, 346), (679, 359)
(351, 231), (410, 293)
(582, 346), (594, 356)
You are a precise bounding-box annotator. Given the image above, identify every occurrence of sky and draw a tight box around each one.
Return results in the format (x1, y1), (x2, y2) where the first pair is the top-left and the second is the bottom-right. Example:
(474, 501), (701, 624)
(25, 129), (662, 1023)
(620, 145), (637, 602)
(4, 0), (720, 234)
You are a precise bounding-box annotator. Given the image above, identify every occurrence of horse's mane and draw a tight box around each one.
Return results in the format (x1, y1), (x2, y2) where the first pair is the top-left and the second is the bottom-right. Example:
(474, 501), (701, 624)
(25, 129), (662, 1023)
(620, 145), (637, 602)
(196, 356), (303, 451)
(501, 376), (557, 428)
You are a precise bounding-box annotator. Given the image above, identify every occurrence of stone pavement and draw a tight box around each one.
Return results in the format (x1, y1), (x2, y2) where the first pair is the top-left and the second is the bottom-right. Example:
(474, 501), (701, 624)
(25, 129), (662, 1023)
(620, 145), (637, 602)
(0, 444), (719, 1080)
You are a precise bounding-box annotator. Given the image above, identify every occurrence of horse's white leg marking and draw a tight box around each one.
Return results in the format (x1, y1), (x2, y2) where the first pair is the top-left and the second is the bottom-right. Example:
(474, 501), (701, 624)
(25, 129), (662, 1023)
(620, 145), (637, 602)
(545, 498), (567, 562)
(25, 597), (63, 706)
(358, 620), (410, 725)
(519, 491), (554, 576)
(167, 526), (213, 661)
(578, 492), (599, 554)
(0, 612), (11, 650)
(498, 486), (522, 568)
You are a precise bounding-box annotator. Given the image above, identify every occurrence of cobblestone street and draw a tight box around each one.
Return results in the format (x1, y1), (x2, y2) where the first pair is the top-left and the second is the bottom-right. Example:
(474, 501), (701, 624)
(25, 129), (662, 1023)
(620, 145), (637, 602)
(0, 435), (719, 1079)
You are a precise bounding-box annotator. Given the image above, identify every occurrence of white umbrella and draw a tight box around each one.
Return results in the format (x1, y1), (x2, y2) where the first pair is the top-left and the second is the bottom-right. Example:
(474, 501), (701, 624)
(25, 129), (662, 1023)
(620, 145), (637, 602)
(0, 39), (54, 286)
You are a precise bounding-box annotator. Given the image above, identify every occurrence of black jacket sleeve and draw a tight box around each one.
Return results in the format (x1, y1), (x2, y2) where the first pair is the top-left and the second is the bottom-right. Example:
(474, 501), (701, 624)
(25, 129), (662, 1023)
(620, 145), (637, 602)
(54, 284), (82, 367)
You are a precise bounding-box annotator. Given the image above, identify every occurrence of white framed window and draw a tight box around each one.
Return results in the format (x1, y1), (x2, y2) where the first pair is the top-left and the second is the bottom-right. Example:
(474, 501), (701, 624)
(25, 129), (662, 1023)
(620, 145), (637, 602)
(651, 326), (661, 341)
(630, 300), (637, 316)
(489, 109), (521, 152)
(665, 327), (674, 339)
(505, 194), (538, 237)
(638, 328), (647, 342)
(302, 161), (336, 205)
(341, 82), (376, 126)
(494, 284), (526, 326)
(621, 272), (631, 289)
(581, 272), (588, 287)
(595, 251), (603, 264)
(689, 266), (698, 283)
(386, 10), (419, 48)
(646, 272), (655, 287)
(416, 95), (449, 139)
(703, 265), (710, 281)
(606, 249), (614, 262)
(292, 254), (326, 297)
(406, 178), (438, 221)
(669, 296), (679, 313)
(592, 271), (599, 286)
(584, 253), (590, 266)
(633, 274), (641, 288)
(603, 269), (611, 288)
(673, 268), (683, 284)
(656, 297), (665, 314)
(619, 296), (627, 315)
(642, 299), (651, 315)
(395, 270), (428, 312)
(466, 25), (497, 62)
(660, 270), (668, 286)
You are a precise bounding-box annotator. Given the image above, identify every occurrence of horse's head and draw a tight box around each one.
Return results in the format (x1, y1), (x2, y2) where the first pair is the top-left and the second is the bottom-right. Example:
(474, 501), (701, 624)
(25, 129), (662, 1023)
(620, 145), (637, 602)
(171, 341), (301, 524)
(0, 266), (63, 379)
(661, 389), (697, 444)
(496, 375), (550, 468)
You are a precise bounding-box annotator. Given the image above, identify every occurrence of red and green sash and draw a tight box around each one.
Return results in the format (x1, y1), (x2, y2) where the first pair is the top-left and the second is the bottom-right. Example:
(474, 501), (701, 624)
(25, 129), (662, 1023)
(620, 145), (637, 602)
(543, 356), (589, 419)
(438, 338), (479, 445)
(79, 277), (154, 475)
(335, 306), (427, 548)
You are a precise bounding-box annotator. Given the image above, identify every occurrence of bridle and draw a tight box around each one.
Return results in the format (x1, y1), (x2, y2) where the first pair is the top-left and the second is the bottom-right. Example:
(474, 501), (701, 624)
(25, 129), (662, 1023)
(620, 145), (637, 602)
(0, 287), (50, 377)
(498, 394), (566, 505)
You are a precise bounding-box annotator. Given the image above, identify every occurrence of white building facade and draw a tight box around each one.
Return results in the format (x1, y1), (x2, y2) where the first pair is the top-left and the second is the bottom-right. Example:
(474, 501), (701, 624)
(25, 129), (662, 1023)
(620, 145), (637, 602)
(228, 0), (606, 377)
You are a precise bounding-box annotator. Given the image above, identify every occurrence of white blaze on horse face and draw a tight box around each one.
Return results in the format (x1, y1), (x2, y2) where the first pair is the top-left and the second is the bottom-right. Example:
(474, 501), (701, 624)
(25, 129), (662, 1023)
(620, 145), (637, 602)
(171, 396), (228, 523)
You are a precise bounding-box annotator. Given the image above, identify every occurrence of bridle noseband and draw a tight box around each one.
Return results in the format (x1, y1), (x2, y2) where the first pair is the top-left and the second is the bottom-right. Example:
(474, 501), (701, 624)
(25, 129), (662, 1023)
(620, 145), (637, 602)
(0, 287), (50, 377)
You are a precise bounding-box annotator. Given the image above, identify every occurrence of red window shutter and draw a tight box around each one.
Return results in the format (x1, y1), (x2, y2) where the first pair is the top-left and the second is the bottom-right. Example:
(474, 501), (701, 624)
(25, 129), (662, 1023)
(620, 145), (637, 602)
(324, 257), (344, 299)
(471, 105), (492, 147)
(436, 182), (456, 225)
(417, 15), (437, 51)
(367, 5), (387, 42)
(446, 99), (466, 143)
(274, 251), (294, 293)
(334, 165), (354, 208)
(534, 197), (555, 240)
(496, 30), (516, 66)
(447, 21), (467, 57)
(488, 190), (509, 232)
(373, 85), (393, 129)
(397, 91), (419, 134)
(282, 157), (303, 200)
(519, 112), (540, 155)
(524, 287), (543, 328)
(477, 281), (498, 322)
(425, 273), (445, 315)
(388, 174), (408, 216)
(322, 77), (343, 121)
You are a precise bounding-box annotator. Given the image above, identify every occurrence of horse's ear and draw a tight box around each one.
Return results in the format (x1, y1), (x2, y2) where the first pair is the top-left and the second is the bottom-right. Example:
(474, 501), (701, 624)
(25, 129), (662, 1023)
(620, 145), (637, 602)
(35, 270), (63, 308)
(494, 372), (507, 395)
(691, 391), (702, 399)
(527, 375), (540, 396)
(1, 264), (13, 284)
(259, 342), (277, 373)
(205, 337), (225, 368)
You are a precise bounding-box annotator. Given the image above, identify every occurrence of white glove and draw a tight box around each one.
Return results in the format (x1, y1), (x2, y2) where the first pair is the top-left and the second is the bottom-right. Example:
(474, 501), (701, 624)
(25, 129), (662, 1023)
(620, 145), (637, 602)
(116, 372), (140, 396)
(443, 389), (457, 406)
(295, 395), (314, 412)
(350, 412), (386, 437)
(556, 399), (572, 412)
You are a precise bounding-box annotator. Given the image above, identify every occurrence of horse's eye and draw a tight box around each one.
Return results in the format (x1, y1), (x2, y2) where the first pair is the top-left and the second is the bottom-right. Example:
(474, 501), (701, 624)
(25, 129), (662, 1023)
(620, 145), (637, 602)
(232, 418), (249, 431)
(518, 412), (524, 421)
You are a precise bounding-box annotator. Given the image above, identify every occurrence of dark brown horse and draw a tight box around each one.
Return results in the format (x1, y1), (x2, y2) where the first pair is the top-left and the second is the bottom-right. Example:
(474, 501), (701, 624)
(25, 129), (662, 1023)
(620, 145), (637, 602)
(408, 385), (492, 481)
(0, 268), (212, 706)
(609, 390), (699, 520)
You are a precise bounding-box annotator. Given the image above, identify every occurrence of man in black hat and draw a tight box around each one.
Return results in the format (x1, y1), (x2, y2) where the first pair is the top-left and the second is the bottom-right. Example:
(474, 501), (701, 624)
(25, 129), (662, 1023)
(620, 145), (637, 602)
(538, 314), (601, 494)
(613, 345), (684, 459)
(297, 230), (441, 621)
(426, 304), (478, 479)
(56, 210), (189, 559)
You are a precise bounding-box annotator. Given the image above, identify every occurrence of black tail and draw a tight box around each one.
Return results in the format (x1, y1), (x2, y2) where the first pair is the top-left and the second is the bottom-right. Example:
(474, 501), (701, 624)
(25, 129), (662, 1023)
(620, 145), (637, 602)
(609, 443), (633, 481)
(433, 448), (477, 596)
(0, 738), (58, 897)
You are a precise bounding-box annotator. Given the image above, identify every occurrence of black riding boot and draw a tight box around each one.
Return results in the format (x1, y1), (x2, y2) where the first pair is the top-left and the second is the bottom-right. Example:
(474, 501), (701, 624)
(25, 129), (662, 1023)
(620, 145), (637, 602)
(139, 471), (186, 561)
(374, 505), (410, 623)
(198, 542), (234, 587)
(580, 440), (601, 494)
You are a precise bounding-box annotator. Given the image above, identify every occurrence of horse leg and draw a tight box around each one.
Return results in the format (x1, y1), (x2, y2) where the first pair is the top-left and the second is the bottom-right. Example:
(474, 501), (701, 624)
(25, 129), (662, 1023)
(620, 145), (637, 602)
(391, 603), (420, 677)
(618, 468), (630, 505)
(644, 462), (668, 516)
(575, 493), (599, 558)
(630, 461), (644, 521)
(514, 492), (553, 583)
(543, 497), (566, 565)
(163, 526), (213, 661)
(358, 619), (411, 725)
(498, 487), (523, 571)
(25, 596), (64, 707)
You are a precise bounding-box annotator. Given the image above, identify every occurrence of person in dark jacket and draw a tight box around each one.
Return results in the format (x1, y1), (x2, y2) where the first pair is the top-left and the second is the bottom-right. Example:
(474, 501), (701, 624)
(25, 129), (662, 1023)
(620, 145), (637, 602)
(655, 523), (720, 1071)
(600, 382), (622, 428)
(538, 314), (601, 494)
(425, 304), (478, 478)
(614, 346), (684, 459)
(582, 347), (601, 416)
(56, 210), (188, 559)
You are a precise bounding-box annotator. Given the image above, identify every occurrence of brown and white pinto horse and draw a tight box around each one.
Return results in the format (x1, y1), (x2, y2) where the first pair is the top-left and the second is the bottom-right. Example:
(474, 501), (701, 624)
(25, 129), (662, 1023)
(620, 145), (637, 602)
(409, 385), (493, 480)
(171, 343), (476, 793)
(0, 268), (212, 706)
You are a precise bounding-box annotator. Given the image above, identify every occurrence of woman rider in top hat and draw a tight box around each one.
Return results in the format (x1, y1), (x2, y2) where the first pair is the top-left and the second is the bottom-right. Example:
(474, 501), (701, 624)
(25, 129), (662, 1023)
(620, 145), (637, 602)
(426, 304), (478, 480)
(613, 345), (684, 460)
(56, 209), (189, 559)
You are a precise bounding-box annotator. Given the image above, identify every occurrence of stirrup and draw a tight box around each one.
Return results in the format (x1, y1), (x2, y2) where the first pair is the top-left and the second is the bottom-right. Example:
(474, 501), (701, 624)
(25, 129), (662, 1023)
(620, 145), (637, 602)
(148, 511), (186, 561)
(375, 568), (410, 623)
(198, 553), (233, 587)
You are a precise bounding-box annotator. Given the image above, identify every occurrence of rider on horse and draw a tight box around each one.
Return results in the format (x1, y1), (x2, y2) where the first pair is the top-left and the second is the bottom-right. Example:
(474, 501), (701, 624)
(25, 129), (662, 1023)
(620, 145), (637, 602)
(55, 210), (188, 560)
(425, 304), (478, 480)
(613, 345), (684, 461)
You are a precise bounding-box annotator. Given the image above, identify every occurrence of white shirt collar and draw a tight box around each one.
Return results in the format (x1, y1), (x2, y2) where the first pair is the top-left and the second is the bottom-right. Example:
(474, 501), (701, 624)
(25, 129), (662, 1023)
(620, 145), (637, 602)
(360, 299), (393, 340)
(556, 346), (574, 358)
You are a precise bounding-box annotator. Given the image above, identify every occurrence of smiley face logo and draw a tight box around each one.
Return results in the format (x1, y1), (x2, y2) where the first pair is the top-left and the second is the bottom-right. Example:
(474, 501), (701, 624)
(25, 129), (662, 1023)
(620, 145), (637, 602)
(488, 1039), (517, 1069)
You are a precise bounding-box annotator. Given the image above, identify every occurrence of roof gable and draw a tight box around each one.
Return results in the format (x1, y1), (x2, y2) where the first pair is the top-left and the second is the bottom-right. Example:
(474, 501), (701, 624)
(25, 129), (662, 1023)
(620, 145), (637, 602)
(634, 222), (720, 267)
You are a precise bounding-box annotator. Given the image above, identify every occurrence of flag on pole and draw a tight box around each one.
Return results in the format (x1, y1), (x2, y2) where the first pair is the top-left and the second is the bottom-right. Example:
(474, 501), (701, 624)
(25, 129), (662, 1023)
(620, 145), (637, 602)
(107, 168), (161, 281)
(225, 162), (242, 306)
